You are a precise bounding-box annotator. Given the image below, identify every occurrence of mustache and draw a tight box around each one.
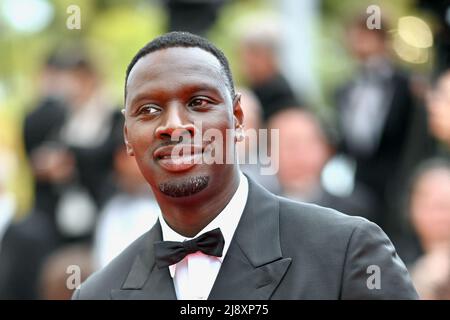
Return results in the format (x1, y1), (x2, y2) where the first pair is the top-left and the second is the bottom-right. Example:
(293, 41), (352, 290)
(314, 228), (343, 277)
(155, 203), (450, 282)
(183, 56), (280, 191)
(157, 138), (183, 148)
(156, 134), (193, 148)
(154, 135), (214, 149)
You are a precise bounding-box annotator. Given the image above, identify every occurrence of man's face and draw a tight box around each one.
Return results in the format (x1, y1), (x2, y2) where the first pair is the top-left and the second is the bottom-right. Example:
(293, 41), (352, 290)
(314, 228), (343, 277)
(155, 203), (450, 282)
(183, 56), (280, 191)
(124, 47), (242, 201)
(347, 27), (385, 61)
(427, 73), (450, 145)
(239, 43), (275, 84)
(411, 169), (450, 249)
(270, 111), (331, 191)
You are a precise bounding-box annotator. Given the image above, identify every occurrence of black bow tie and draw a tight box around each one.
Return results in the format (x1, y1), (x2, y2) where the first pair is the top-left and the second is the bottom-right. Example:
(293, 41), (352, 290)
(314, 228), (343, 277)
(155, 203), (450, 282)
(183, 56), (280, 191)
(154, 228), (225, 268)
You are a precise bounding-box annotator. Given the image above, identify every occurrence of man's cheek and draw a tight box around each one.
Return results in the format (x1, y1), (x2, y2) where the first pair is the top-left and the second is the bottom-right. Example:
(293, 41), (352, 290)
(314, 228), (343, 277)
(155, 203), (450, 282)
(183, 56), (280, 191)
(134, 155), (156, 183)
(128, 129), (153, 152)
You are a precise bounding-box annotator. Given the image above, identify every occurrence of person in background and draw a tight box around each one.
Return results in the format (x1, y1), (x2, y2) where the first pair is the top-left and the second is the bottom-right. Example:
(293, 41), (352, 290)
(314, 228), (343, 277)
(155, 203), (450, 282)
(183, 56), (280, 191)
(269, 108), (375, 220)
(39, 244), (93, 300)
(22, 47), (124, 241)
(236, 88), (280, 194)
(239, 23), (301, 121)
(0, 47), (122, 299)
(426, 69), (450, 155)
(335, 15), (417, 233)
(408, 159), (450, 299)
(93, 145), (159, 269)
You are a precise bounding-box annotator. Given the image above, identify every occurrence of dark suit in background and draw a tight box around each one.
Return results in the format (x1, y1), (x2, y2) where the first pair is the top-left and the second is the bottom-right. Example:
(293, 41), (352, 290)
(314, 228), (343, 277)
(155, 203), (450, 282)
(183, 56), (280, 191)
(336, 62), (418, 234)
(73, 177), (418, 300)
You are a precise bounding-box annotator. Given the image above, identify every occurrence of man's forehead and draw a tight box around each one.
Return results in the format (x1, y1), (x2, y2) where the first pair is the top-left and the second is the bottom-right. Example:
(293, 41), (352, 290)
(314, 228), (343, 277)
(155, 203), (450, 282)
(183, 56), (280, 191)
(127, 47), (224, 88)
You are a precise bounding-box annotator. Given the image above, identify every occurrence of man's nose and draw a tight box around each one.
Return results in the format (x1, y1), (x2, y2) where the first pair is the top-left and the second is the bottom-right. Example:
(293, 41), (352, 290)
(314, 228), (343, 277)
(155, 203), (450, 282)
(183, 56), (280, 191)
(155, 104), (196, 142)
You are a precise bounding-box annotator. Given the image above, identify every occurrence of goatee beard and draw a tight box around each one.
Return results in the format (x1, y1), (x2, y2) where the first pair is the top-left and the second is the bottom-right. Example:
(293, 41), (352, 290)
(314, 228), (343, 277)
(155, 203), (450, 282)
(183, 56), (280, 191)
(158, 175), (210, 198)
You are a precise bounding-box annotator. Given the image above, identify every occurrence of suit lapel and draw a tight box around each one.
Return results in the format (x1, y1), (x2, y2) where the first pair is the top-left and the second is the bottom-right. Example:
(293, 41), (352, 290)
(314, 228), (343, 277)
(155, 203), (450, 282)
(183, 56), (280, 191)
(110, 221), (177, 300)
(209, 178), (292, 300)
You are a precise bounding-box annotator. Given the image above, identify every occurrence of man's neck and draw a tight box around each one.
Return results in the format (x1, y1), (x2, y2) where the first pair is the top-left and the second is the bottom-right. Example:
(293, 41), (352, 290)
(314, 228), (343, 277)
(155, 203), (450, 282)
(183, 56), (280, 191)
(156, 169), (241, 237)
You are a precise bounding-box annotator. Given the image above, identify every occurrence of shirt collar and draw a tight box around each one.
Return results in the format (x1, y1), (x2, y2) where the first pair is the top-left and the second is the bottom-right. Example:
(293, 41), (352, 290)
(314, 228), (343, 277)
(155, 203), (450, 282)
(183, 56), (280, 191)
(158, 171), (249, 278)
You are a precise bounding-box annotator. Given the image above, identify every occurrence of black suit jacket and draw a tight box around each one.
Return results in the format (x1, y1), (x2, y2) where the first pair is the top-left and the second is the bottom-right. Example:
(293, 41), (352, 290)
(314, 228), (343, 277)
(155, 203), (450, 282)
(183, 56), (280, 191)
(73, 178), (418, 299)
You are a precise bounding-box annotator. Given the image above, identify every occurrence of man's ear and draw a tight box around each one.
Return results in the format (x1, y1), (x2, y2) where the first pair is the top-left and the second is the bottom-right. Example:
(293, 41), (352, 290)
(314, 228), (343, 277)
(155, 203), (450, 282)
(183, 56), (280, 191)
(233, 93), (245, 142)
(123, 123), (134, 156)
(233, 93), (244, 130)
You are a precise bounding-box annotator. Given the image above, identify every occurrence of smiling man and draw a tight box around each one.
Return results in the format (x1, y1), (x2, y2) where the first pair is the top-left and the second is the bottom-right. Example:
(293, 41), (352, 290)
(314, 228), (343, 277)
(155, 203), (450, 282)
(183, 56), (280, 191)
(73, 32), (418, 300)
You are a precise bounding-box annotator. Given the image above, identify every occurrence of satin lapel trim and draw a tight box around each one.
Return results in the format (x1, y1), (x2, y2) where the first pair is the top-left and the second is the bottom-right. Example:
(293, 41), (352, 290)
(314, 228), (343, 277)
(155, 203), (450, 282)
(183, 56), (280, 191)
(110, 221), (177, 300)
(110, 266), (177, 300)
(209, 178), (292, 299)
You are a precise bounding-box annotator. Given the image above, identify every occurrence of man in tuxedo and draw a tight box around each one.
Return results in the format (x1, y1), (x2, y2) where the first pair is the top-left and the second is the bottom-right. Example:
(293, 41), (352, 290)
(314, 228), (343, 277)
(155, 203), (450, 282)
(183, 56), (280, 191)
(73, 32), (418, 300)
(335, 16), (418, 234)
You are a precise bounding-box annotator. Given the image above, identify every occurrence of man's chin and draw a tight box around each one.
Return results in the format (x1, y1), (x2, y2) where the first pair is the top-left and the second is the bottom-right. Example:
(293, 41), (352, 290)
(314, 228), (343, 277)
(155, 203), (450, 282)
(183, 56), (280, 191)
(157, 175), (210, 198)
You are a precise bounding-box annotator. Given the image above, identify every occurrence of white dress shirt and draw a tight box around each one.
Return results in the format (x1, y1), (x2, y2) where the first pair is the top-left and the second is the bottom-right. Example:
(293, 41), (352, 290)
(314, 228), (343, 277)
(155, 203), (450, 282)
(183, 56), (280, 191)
(158, 172), (249, 300)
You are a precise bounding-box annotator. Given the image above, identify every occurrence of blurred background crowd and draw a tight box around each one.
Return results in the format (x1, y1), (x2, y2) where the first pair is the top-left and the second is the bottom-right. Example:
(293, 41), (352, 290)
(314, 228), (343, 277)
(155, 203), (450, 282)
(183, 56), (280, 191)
(0, 0), (450, 300)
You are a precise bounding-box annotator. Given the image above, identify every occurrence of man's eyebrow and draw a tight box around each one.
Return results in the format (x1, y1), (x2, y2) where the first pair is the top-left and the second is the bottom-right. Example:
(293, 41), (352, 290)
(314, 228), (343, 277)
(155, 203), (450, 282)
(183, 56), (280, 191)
(183, 83), (224, 97)
(128, 82), (225, 106)
(127, 91), (158, 109)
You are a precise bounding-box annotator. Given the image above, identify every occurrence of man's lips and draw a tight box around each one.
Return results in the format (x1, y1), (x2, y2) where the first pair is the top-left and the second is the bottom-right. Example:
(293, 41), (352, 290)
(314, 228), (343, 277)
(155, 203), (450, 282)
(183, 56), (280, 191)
(153, 144), (206, 172)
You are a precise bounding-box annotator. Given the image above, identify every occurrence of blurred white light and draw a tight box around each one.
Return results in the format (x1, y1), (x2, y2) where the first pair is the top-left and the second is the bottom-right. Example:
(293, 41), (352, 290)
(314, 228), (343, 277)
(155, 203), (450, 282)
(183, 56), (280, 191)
(321, 155), (356, 198)
(56, 189), (97, 237)
(1, 0), (54, 33)
(398, 16), (433, 49)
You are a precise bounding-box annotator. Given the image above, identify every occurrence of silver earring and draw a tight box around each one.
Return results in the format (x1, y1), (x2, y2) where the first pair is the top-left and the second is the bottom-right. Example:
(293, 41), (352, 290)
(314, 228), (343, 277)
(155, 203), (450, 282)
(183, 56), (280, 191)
(236, 128), (245, 141)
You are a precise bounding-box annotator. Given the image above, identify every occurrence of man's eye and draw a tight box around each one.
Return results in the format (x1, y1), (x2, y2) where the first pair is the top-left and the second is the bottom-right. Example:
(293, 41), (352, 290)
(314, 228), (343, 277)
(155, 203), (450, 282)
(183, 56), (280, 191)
(139, 104), (160, 115)
(188, 98), (209, 109)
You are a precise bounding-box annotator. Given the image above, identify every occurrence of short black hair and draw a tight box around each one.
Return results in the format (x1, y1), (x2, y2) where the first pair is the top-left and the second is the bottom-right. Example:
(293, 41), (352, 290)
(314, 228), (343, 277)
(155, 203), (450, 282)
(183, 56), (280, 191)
(125, 31), (235, 100)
